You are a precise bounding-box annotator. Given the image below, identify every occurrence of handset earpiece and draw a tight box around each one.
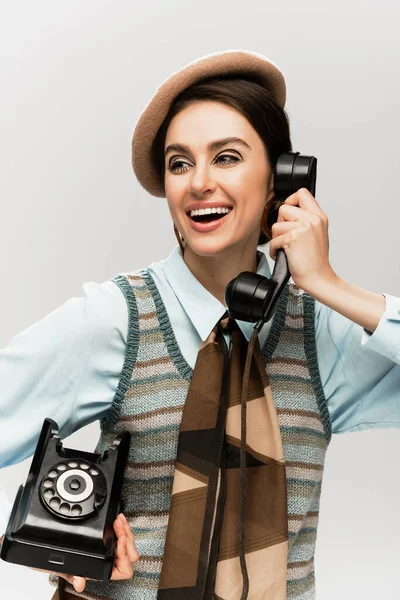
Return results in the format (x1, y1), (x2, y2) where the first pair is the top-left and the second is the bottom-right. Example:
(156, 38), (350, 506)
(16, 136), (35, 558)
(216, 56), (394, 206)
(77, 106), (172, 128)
(225, 151), (318, 329)
(274, 151), (317, 202)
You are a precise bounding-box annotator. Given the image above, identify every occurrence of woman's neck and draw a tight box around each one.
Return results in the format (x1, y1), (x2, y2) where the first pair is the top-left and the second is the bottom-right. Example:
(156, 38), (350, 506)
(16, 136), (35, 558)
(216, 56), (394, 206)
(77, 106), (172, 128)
(183, 244), (259, 306)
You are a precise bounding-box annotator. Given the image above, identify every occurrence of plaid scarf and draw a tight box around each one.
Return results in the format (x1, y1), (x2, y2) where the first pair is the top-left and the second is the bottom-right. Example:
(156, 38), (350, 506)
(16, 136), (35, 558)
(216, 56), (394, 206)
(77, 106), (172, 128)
(157, 310), (289, 599)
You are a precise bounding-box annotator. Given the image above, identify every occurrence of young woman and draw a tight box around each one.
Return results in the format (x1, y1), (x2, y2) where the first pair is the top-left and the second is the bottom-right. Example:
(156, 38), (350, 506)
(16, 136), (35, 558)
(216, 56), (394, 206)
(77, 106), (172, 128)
(1, 50), (399, 600)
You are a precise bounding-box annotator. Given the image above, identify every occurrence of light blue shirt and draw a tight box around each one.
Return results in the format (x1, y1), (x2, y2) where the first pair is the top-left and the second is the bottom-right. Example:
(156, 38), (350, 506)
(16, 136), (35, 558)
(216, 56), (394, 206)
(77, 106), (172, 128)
(1, 244), (399, 533)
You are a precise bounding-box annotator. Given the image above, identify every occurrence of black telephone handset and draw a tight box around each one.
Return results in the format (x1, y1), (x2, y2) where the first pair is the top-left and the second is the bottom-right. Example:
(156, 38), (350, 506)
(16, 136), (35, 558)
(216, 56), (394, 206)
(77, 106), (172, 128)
(225, 151), (317, 331)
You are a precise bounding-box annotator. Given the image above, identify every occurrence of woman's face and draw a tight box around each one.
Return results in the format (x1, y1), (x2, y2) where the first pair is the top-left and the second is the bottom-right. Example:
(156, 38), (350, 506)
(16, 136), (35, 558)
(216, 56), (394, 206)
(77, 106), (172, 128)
(164, 100), (274, 257)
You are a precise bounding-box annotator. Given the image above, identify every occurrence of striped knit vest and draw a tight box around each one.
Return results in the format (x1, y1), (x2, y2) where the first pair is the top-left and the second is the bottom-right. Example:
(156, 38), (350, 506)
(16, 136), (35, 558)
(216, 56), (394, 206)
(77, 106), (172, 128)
(59, 268), (332, 600)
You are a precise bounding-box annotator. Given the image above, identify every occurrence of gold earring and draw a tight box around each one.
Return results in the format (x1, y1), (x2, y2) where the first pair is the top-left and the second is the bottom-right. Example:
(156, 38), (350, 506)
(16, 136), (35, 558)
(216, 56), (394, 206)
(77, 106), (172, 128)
(260, 196), (280, 239)
(173, 224), (185, 254)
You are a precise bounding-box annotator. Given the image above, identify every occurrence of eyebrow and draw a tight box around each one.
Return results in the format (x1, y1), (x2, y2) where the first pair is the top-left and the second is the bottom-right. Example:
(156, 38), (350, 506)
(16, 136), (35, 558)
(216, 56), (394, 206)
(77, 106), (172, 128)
(164, 136), (251, 157)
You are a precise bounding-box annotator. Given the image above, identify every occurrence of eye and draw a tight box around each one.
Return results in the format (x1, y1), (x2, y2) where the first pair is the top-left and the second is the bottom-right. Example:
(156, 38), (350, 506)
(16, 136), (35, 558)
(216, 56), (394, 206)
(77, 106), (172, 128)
(168, 153), (241, 174)
(217, 154), (240, 166)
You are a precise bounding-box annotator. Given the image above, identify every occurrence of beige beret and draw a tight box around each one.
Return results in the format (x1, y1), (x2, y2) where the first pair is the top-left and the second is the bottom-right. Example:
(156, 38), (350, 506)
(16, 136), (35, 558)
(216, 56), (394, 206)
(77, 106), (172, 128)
(131, 49), (286, 197)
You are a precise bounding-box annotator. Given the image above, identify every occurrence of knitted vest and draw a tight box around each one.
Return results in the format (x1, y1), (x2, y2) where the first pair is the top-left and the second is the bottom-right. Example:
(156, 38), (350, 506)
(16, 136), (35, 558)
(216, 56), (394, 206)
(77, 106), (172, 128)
(57, 268), (332, 600)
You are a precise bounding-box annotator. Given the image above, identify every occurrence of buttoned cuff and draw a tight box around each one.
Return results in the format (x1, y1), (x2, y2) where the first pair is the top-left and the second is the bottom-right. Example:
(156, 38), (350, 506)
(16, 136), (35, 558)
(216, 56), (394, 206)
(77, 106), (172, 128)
(361, 293), (400, 363)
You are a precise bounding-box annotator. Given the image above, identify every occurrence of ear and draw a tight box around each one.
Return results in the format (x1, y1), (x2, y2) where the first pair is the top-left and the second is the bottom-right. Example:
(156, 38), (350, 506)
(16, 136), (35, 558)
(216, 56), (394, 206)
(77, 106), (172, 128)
(266, 189), (275, 204)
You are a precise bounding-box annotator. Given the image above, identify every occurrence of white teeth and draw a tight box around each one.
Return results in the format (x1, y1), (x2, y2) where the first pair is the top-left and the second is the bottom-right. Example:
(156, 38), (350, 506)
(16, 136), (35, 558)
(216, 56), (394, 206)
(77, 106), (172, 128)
(189, 207), (232, 217)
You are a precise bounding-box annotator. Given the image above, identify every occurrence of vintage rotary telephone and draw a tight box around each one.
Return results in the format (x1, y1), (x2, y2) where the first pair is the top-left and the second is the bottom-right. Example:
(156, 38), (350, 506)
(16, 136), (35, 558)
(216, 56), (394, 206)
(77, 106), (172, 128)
(0, 418), (130, 581)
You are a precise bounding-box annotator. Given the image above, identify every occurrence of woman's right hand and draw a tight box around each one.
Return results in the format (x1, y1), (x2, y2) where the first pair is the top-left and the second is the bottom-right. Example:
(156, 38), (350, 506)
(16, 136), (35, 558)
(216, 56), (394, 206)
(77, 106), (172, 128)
(31, 513), (139, 593)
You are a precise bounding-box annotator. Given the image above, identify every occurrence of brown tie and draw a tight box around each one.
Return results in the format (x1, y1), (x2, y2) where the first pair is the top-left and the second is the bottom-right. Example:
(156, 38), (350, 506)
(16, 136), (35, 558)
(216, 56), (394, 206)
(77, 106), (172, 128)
(158, 310), (289, 599)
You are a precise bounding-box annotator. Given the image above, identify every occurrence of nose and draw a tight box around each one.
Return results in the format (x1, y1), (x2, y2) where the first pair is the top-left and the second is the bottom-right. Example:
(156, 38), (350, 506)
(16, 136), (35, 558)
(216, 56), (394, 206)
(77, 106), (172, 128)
(188, 163), (217, 197)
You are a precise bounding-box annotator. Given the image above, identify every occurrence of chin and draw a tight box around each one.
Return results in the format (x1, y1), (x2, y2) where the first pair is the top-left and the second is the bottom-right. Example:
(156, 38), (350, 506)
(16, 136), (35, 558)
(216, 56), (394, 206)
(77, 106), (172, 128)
(184, 237), (237, 257)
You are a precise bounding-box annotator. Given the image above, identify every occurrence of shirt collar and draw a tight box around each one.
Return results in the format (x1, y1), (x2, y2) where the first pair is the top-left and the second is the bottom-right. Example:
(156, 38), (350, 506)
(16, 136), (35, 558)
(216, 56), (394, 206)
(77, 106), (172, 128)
(162, 244), (272, 342)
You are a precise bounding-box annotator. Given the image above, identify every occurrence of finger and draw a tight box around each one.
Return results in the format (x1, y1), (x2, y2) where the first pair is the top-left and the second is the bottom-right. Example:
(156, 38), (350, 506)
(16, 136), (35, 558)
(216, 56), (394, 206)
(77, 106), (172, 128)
(114, 514), (139, 561)
(113, 513), (132, 547)
(113, 514), (132, 556)
(278, 203), (323, 224)
(269, 227), (309, 260)
(125, 535), (140, 564)
(111, 535), (134, 581)
(283, 188), (325, 216)
(56, 573), (87, 593)
(271, 221), (302, 237)
(71, 576), (87, 593)
(113, 514), (125, 538)
(119, 514), (140, 563)
(113, 516), (137, 573)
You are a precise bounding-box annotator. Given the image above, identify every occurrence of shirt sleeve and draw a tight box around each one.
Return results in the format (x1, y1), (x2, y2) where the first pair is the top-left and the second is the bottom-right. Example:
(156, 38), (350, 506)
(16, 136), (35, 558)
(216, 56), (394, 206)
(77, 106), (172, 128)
(0, 278), (128, 534)
(315, 293), (400, 434)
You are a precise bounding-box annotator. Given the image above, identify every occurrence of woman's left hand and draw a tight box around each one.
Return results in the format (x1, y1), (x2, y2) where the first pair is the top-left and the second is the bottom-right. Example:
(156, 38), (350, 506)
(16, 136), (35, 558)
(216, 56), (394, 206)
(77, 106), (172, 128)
(269, 187), (337, 292)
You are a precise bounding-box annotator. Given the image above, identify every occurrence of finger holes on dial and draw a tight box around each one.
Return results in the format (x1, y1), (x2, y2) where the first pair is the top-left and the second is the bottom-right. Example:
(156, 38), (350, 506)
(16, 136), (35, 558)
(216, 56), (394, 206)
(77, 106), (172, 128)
(59, 503), (70, 515)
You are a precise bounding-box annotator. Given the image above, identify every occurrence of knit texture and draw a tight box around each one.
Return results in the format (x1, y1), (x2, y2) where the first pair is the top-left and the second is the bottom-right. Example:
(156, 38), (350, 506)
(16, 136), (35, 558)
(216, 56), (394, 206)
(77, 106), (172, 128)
(52, 268), (331, 600)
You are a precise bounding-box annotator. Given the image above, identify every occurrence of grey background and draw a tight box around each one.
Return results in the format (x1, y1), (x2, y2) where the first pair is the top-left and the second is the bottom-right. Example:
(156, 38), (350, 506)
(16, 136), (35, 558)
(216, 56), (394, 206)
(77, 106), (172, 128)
(1, 1), (399, 598)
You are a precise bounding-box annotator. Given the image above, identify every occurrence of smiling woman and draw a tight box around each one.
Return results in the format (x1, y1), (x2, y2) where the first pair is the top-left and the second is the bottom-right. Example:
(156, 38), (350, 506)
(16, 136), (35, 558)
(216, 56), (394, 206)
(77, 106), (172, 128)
(1, 49), (399, 600)
(152, 76), (291, 247)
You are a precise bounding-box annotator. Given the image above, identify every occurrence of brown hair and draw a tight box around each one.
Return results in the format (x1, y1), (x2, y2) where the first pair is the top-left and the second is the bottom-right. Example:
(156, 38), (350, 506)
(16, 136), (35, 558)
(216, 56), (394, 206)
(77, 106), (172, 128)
(151, 76), (292, 245)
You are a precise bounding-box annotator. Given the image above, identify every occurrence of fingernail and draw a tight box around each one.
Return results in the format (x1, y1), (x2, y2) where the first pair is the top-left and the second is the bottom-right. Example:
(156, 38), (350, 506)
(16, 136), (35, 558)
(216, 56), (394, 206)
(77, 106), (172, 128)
(73, 577), (82, 591)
